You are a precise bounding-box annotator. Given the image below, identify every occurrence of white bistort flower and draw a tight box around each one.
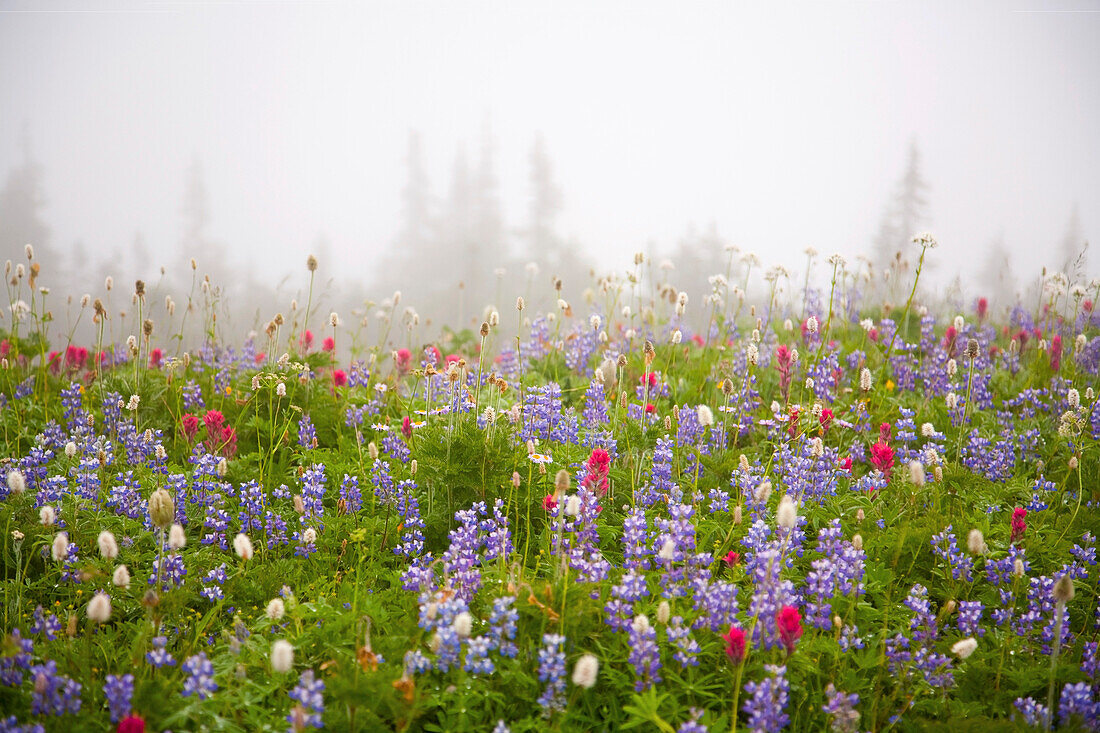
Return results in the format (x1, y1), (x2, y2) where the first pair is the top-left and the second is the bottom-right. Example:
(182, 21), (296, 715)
(98, 531), (119, 560)
(233, 533), (254, 561)
(271, 640), (294, 673)
(571, 654), (599, 689)
(87, 592), (112, 624)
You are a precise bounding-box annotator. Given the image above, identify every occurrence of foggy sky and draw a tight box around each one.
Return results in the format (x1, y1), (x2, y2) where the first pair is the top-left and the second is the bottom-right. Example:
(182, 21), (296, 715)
(1, 0), (1098, 288)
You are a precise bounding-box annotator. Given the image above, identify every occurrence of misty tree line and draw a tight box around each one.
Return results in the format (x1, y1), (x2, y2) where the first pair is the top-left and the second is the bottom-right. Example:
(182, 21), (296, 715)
(0, 130), (1091, 353)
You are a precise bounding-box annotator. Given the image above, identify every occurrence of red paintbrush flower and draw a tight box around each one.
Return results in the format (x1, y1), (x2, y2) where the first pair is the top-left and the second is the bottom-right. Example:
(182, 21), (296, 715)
(723, 625), (746, 663)
(777, 605), (803, 653)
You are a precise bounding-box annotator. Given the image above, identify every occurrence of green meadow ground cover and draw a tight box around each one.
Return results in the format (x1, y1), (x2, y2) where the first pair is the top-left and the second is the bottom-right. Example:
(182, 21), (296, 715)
(1, 245), (1098, 731)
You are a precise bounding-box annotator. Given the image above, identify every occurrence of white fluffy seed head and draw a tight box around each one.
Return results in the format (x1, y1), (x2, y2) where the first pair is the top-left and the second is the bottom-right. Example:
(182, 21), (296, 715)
(951, 637), (978, 659)
(303, 527), (317, 544)
(112, 564), (131, 588)
(852, 534), (863, 551)
(908, 461), (925, 487)
(168, 524), (186, 550)
(452, 611), (473, 638)
(564, 496), (582, 517)
(1067, 388), (1080, 409)
(572, 653), (599, 689)
(1013, 558), (1025, 578)
(65, 441), (77, 458)
(6, 469), (25, 495)
(807, 315), (819, 333)
(967, 529), (986, 555)
(658, 539), (676, 561)
(859, 368), (872, 392)
(233, 533), (254, 561)
(271, 639), (294, 673)
(97, 531), (118, 560)
(87, 592), (112, 624)
(39, 505), (56, 527)
(733, 505), (743, 525)
(52, 532), (69, 562)
(656, 600), (671, 625)
(810, 437), (824, 458)
(267, 598), (285, 621)
(697, 405), (714, 427)
(777, 496), (797, 529)
(631, 614), (650, 633)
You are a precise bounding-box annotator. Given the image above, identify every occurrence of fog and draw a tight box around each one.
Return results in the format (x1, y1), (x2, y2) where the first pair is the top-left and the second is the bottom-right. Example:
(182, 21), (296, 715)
(1, 0), (1098, 340)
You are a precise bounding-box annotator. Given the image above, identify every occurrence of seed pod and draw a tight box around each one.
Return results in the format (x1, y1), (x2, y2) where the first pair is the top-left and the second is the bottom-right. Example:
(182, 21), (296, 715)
(148, 489), (174, 529)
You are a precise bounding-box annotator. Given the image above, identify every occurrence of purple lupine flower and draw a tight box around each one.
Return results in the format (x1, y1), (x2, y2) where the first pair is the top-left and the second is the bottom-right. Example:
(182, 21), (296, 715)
(146, 636), (176, 668)
(637, 437), (676, 507)
(930, 526), (974, 582)
(200, 563), (228, 603)
(371, 459), (394, 502)
(237, 480), (265, 533)
(182, 380), (204, 410)
(463, 636), (495, 675)
(838, 624), (864, 651)
(299, 464), (327, 528)
(442, 503), (487, 602)
(667, 616), (700, 668)
(31, 606), (61, 641)
(1058, 682), (1096, 729)
(822, 684), (860, 733)
(957, 601), (984, 638)
(339, 474), (362, 513)
(606, 570), (649, 632)
(1082, 641), (1099, 680)
(1013, 697), (1050, 727)
(488, 596), (518, 657)
(297, 414), (316, 449)
(581, 378), (610, 427)
(628, 617), (662, 691)
(689, 576), (739, 632)
(181, 653), (217, 700)
(903, 584), (938, 646)
(742, 664), (789, 732)
(149, 552), (187, 591)
(676, 708), (707, 733)
(622, 508), (651, 571)
(102, 673), (133, 722)
(392, 479), (425, 559)
(747, 547), (797, 650)
(0, 629), (34, 686)
(482, 499), (512, 563)
(536, 634), (567, 715)
(288, 670), (325, 729)
(29, 660), (82, 716)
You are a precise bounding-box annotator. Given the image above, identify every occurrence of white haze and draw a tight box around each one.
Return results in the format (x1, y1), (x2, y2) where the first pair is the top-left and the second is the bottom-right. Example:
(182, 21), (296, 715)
(1, 0), (1098, 298)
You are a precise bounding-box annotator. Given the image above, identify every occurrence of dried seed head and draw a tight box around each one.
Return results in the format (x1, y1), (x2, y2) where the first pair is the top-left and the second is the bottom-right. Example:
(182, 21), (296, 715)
(1053, 575), (1075, 603)
(307, 254), (318, 272)
(143, 319), (154, 337)
(965, 338), (980, 360)
(135, 279), (145, 297)
(480, 321), (490, 337)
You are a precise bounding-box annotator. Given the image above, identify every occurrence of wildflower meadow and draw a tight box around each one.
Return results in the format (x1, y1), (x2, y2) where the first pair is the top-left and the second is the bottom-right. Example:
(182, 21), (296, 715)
(1, 241), (1099, 732)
